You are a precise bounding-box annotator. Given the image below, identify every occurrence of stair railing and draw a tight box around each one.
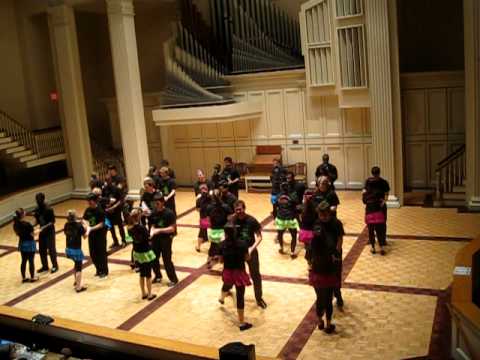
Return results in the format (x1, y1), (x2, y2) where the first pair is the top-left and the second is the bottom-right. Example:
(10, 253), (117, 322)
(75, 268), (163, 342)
(435, 144), (466, 204)
(0, 110), (65, 159)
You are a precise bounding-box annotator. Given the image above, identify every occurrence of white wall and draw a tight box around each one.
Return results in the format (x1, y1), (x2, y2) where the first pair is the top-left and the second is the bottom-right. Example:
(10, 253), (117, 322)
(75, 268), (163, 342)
(401, 71), (465, 188)
(160, 71), (372, 188)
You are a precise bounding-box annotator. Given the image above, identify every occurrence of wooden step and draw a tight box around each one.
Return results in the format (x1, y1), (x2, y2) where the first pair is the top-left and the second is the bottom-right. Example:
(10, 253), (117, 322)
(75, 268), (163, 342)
(0, 132), (6, 138)
(0, 136), (13, 144)
(453, 185), (466, 193)
(19, 154), (38, 162)
(25, 153), (66, 168)
(12, 149), (33, 158)
(0, 141), (19, 150)
(443, 192), (466, 201)
(5, 145), (27, 154)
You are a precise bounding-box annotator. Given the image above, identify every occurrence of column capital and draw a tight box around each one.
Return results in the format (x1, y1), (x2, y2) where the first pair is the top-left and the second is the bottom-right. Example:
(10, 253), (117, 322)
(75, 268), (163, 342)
(106, 0), (135, 17)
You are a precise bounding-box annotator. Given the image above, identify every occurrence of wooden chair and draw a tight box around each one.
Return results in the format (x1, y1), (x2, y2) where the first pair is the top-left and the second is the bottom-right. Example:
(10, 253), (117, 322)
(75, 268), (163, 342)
(293, 162), (307, 183)
(235, 162), (250, 189)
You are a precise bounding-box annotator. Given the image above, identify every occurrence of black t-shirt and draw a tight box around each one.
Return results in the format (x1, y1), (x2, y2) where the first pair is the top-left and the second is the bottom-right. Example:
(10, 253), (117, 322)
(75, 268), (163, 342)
(141, 191), (158, 211)
(207, 202), (231, 229)
(220, 167), (240, 193)
(221, 241), (248, 270)
(301, 200), (318, 230)
(150, 208), (176, 239)
(14, 220), (34, 242)
(364, 177), (390, 197)
(311, 190), (340, 209)
(103, 185), (123, 214)
(193, 180), (214, 196)
(233, 215), (261, 247)
(221, 192), (237, 213)
(276, 195), (297, 220)
(289, 181), (306, 203)
(90, 178), (104, 190)
(270, 166), (287, 195)
(33, 205), (55, 234)
(196, 193), (212, 218)
(158, 178), (177, 208)
(82, 206), (106, 232)
(64, 221), (85, 249)
(310, 218), (344, 274)
(111, 174), (125, 188)
(315, 163), (338, 183)
(128, 224), (151, 253)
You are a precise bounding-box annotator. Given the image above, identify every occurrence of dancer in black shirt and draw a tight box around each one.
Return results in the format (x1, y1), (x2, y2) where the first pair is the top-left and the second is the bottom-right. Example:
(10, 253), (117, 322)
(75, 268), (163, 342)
(33, 192), (58, 273)
(13, 208), (38, 283)
(220, 157), (240, 198)
(64, 210), (87, 292)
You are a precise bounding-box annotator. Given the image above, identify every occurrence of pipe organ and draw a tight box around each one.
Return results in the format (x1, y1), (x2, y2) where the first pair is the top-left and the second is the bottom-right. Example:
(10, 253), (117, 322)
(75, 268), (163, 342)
(300, 0), (370, 107)
(160, 0), (304, 108)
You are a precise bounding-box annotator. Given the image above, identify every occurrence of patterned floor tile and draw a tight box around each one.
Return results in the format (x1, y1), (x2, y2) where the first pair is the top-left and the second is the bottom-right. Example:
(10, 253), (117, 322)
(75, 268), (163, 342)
(298, 288), (437, 360)
(132, 274), (316, 358)
(15, 263), (188, 328)
(346, 239), (465, 290)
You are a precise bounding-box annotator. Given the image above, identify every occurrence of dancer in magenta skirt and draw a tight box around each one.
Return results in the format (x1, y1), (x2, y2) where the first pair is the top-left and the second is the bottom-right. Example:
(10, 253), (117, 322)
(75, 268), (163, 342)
(218, 223), (253, 331)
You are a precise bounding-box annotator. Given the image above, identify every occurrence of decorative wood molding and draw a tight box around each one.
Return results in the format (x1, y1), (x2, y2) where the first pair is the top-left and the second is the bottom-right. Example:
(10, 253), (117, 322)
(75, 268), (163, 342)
(400, 71), (465, 90)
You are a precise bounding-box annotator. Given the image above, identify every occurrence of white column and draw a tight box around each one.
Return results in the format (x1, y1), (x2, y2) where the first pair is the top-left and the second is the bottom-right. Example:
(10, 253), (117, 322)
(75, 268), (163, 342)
(365, 0), (400, 208)
(106, 0), (150, 197)
(48, 4), (92, 195)
(464, 0), (480, 209)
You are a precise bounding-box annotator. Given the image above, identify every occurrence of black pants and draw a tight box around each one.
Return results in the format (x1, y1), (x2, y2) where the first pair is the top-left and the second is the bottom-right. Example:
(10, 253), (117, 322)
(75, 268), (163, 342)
(39, 230), (58, 269)
(246, 249), (262, 302)
(152, 236), (178, 283)
(278, 229), (298, 253)
(314, 287), (334, 321)
(73, 260), (82, 272)
(334, 257), (343, 302)
(222, 283), (246, 309)
(368, 223), (387, 247)
(109, 223), (126, 245)
(21, 252), (35, 278)
(88, 231), (108, 275)
(198, 228), (208, 242)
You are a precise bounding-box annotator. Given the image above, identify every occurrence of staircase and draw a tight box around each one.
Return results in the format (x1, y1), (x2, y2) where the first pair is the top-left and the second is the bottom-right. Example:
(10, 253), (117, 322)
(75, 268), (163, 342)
(433, 144), (466, 207)
(0, 110), (66, 168)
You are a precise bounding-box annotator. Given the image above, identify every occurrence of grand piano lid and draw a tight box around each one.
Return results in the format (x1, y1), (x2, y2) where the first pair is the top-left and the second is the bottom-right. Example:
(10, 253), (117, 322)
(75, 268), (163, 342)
(152, 99), (263, 126)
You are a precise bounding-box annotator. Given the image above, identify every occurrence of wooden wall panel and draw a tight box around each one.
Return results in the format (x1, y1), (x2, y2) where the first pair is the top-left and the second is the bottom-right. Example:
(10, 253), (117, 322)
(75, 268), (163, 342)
(305, 96), (323, 138)
(286, 145), (307, 167)
(284, 88), (304, 139)
(324, 96), (342, 137)
(173, 147), (191, 185)
(324, 145), (345, 188)
(427, 89), (447, 134)
(306, 145), (324, 185)
(428, 143), (447, 186)
(188, 146), (205, 182)
(172, 125), (188, 143)
(201, 123), (218, 143)
(248, 91), (268, 140)
(343, 108), (364, 136)
(235, 146), (254, 164)
(405, 143), (427, 187)
(448, 88), (465, 134)
(218, 122), (235, 141)
(233, 120), (251, 142)
(345, 144), (365, 188)
(265, 90), (285, 139)
(188, 124), (203, 142)
(203, 147), (222, 177)
(404, 90), (426, 135)
(364, 143), (374, 176)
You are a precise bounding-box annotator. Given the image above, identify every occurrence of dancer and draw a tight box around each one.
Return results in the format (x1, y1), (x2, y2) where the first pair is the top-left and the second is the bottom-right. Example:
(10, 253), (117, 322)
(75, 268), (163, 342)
(219, 180), (237, 213)
(220, 157), (240, 198)
(308, 201), (344, 334)
(218, 223), (253, 331)
(158, 166), (177, 216)
(286, 171), (306, 203)
(270, 157), (287, 217)
(299, 190), (317, 267)
(82, 193), (109, 278)
(275, 185), (299, 258)
(64, 210), (87, 293)
(13, 208), (38, 283)
(149, 193), (179, 286)
(211, 164), (222, 189)
(33, 192), (58, 273)
(160, 159), (176, 179)
(315, 154), (338, 188)
(231, 200), (267, 309)
(363, 166), (389, 255)
(193, 169), (214, 196)
(89, 172), (103, 190)
(195, 183), (211, 253)
(205, 190), (232, 268)
(140, 177), (159, 226)
(311, 176), (339, 213)
(103, 177), (126, 248)
(128, 208), (157, 300)
(108, 165), (125, 188)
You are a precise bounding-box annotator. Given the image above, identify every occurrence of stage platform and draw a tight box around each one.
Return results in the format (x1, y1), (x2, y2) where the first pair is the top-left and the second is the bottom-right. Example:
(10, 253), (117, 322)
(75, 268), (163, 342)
(0, 190), (479, 359)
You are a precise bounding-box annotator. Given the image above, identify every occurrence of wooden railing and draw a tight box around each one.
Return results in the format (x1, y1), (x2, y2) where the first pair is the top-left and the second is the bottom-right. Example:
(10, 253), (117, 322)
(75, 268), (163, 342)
(91, 141), (125, 181)
(435, 144), (466, 204)
(0, 110), (65, 159)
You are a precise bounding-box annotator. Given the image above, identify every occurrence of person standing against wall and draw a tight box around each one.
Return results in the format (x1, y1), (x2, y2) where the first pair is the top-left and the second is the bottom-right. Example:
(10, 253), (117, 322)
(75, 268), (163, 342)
(33, 192), (58, 273)
(315, 154), (338, 188)
(220, 157), (240, 199)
